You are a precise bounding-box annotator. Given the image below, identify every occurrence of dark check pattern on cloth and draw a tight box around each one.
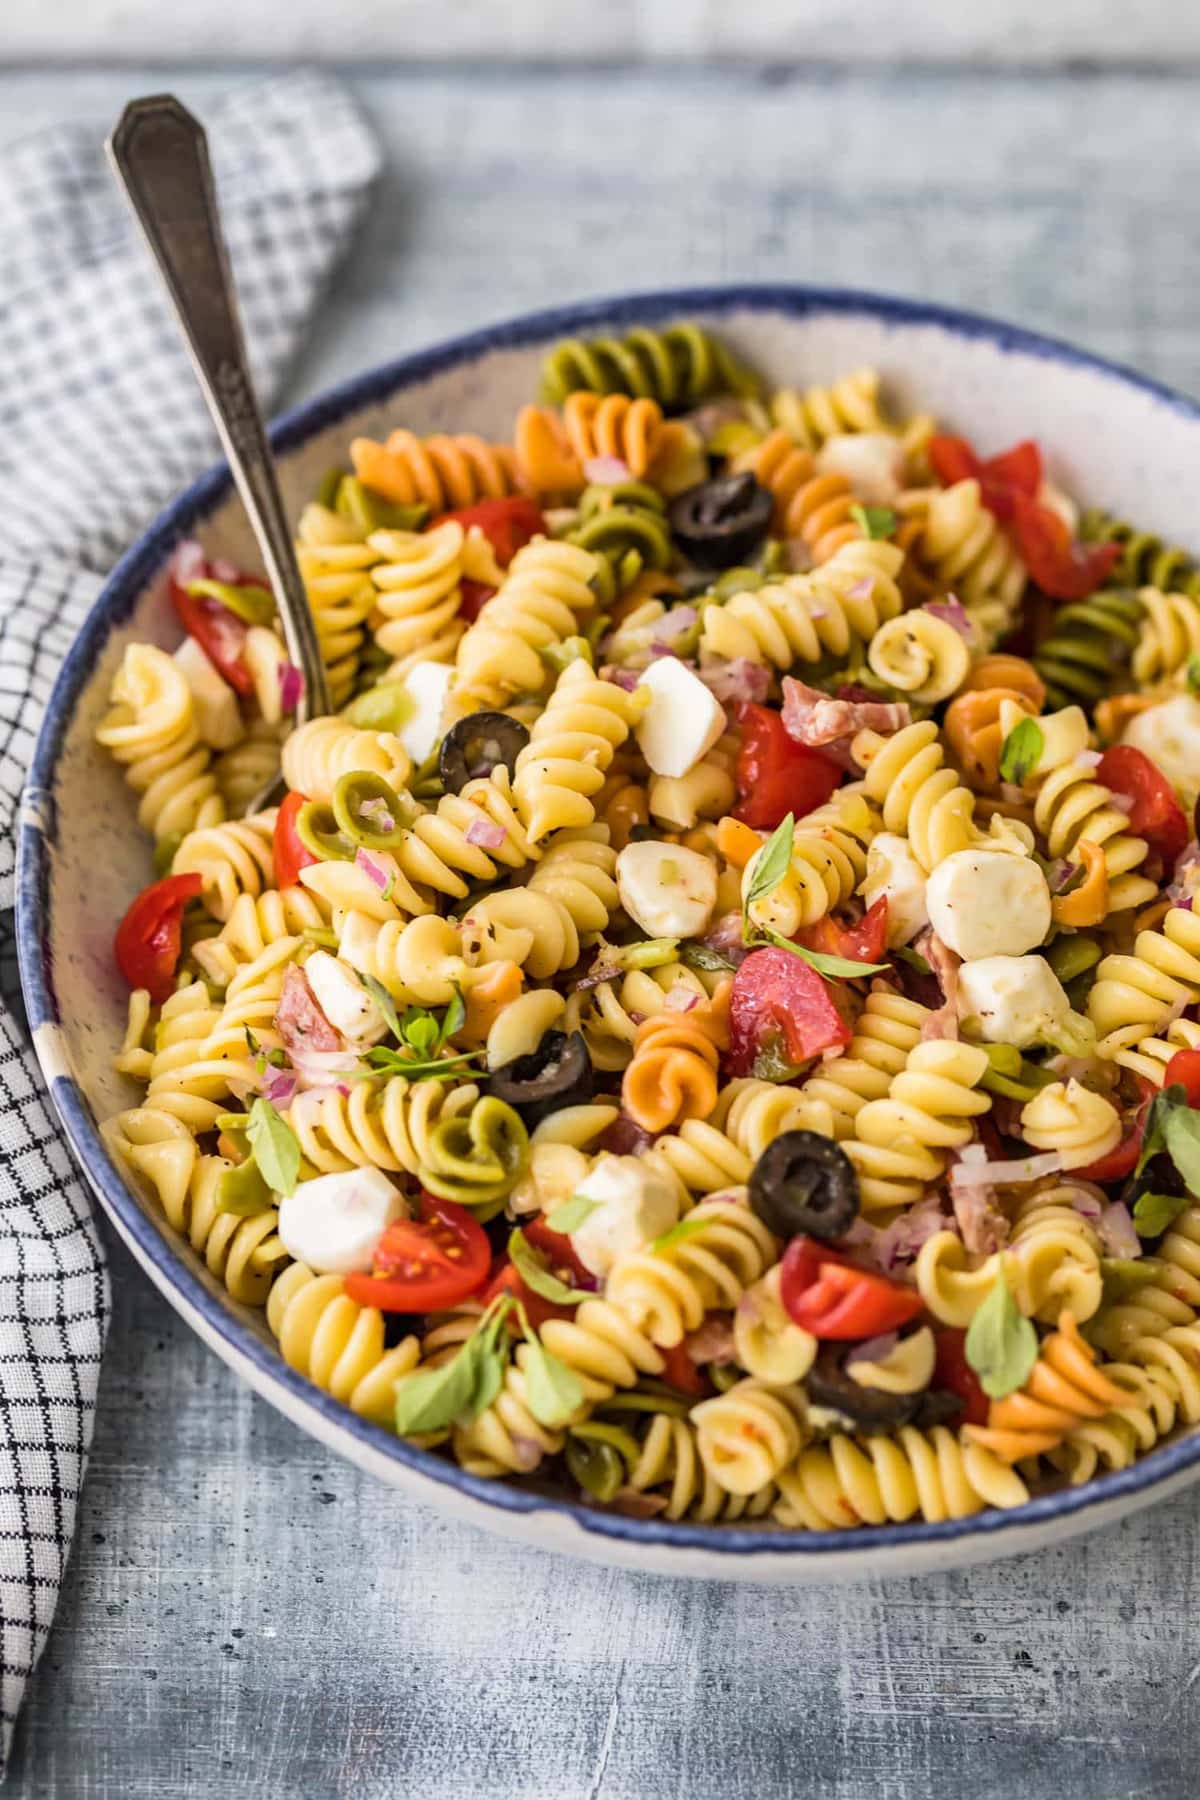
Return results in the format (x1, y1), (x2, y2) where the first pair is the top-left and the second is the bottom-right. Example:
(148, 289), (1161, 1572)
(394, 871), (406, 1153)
(0, 71), (379, 1770)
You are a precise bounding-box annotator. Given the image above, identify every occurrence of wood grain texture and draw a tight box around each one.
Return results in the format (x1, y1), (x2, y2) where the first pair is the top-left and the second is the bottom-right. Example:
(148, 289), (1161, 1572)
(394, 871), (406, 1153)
(5, 58), (1200, 1799)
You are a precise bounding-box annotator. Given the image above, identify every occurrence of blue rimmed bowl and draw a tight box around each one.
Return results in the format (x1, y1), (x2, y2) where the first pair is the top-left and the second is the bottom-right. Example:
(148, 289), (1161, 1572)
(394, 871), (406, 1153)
(18, 285), (1200, 1581)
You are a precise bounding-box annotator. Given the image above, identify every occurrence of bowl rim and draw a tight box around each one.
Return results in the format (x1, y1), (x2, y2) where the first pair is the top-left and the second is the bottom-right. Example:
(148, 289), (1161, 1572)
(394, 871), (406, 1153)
(19, 279), (1200, 1559)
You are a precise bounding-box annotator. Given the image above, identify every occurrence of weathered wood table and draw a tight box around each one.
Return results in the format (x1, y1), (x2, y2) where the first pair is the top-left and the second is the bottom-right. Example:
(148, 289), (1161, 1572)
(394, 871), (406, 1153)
(4, 57), (1200, 1799)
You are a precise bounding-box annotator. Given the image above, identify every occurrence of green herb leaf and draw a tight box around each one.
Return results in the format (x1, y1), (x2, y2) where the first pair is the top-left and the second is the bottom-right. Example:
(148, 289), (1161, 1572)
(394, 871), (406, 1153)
(245, 1097), (300, 1198)
(998, 716), (1045, 786)
(756, 923), (890, 981)
(849, 503), (897, 541)
(1164, 1105), (1200, 1196)
(439, 986), (467, 1045)
(1132, 1190), (1191, 1239)
(508, 1228), (585, 1306)
(394, 1338), (483, 1435)
(893, 945), (932, 976)
(360, 972), (404, 1042)
(520, 1340), (585, 1429)
(362, 1045), (484, 1083)
(744, 813), (795, 910)
(680, 942), (737, 974)
(965, 1270), (1037, 1400)
(403, 1012), (439, 1057)
(546, 1192), (603, 1234)
(1135, 1082), (1187, 1178)
(651, 1215), (713, 1254)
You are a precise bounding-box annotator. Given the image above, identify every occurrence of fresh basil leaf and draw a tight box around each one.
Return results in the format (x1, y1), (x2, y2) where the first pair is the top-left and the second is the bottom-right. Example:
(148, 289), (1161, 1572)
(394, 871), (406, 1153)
(849, 503), (897, 541)
(680, 941), (737, 974)
(965, 1271), (1037, 1400)
(521, 1340), (585, 1429)
(893, 945), (932, 976)
(1135, 1083), (1187, 1178)
(360, 973), (404, 1042)
(404, 1013), (439, 1057)
(394, 1339), (483, 1435)
(509, 1229), (585, 1306)
(998, 716), (1044, 786)
(1132, 1190), (1191, 1239)
(546, 1193), (603, 1234)
(245, 1097), (300, 1198)
(757, 924), (890, 981)
(651, 1215), (713, 1254)
(1164, 1105), (1200, 1196)
(439, 986), (467, 1046)
(744, 813), (795, 910)
(362, 1045), (484, 1082)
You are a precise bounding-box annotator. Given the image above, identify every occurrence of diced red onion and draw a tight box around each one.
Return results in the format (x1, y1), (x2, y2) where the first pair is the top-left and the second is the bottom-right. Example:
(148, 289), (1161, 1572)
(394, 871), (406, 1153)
(683, 1318), (736, 1365)
(260, 1068), (298, 1107)
(1108, 792), (1134, 814)
(1099, 1201), (1141, 1260)
(704, 912), (751, 967)
(870, 1199), (952, 1273)
(465, 816), (507, 850)
(664, 988), (700, 1012)
(925, 598), (972, 638)
(290, 1045), (363, 1088)
(696, 657), (771, 704)
(603, 667), (641, 692)
(358, 795), (395, 832)
(584, 456), (632, 485)
(651, 605), (698, 644)
(951, 1150), (1064, 1186)
(1074, 749), (1103, 770)
(1064, 1184), (1104, 1224)
(846, 576), (875, 601)
(1046, 858), (1080, 895)
(508, 1437), (545, 1473)
(355, 847), (399, 892)
(279, 661), (305, 713)
(846, 1331), (899, 1368)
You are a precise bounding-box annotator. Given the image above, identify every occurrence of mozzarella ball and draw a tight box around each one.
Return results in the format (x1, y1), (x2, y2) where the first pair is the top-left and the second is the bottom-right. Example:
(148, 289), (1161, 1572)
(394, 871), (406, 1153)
(570, 1155), (682, 1279)
(304, 951), (388, 1046)
(635, 655), (726, 778)
(861, 831), (929, 946)
(395, 660), (455, 765)
(616, 840), (718, 940)
(278, 1168), (408, 1275)
(815, 433), (907, 506)
(1123, 693), (1200, 807)
(925, 849), (1051, 959)
(955, 955), (1071, 1048)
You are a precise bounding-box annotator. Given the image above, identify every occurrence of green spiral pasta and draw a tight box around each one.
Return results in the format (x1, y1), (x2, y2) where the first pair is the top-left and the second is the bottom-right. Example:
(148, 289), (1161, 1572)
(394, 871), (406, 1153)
(540, 321), (761, 409)
(1080, 507), (1200, 597)
(1033, 588), (1144, 709)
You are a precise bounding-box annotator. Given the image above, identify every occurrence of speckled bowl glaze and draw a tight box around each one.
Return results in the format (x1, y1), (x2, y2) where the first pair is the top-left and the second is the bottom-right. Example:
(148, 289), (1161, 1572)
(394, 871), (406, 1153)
(18, 286), (1200, 1581)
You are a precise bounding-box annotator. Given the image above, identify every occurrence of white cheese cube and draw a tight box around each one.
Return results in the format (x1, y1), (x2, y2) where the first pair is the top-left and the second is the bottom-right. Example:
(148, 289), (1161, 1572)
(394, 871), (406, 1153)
(278, 1168), (407, 1275)
(570, 1154), (682, 1279)
(955, 955), (1071, 1048)
(304, 951), (388, 1046)
(925, 849), (1051, 960)
(861, 831), (929, 946)
(1123, 694), (1200, 807)
(616, 840), (718, 940)
(635, 656), (725, 778)
(394, 660), (455, 766)
(815, 432), (907, 506)
(173, 637), (244, 750)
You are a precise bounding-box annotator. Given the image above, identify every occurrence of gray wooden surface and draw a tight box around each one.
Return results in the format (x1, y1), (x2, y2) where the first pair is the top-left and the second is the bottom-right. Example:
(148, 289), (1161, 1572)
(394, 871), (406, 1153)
(6, 58), (1200, 1800)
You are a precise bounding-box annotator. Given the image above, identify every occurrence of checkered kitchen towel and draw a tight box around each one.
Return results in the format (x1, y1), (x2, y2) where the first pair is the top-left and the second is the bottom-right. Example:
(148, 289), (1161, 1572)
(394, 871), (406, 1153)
(0, 70), (379, 1769)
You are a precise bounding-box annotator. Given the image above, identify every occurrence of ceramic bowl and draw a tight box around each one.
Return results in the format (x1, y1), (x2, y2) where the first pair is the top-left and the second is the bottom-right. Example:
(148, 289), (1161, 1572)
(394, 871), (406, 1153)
(18, 285), (1200, 1582)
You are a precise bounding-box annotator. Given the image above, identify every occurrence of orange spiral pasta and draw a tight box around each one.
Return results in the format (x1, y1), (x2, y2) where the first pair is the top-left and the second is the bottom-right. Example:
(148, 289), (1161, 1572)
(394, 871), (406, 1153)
(963, 1314), (1133, 1463)
(731, 429), (816, 538)
(1051, 839), (1109, 928)
(959, 654), (1047, 708)
(621, 984), (731, 1133)
(943, 656), (1046, 789)
(787, 471), (868, 563)
(350, 429), (521, 511)
(513, 404), (585, 499)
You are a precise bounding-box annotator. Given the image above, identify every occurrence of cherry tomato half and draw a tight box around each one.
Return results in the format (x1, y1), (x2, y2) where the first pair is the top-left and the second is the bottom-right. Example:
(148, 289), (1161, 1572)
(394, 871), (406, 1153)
(1098, 745), (1190, 868)
(797, 896), (889, 967)
(113, 872), (203, 1003)
(522, 1215), (596, 1290)
(733, 701), (840, 831)
(344, 1193), (490, 1313)
(169, 557), (265, 696)
(1011, 492), (1121, 601)
(728, 947), (852, 1077)
(458, 578), (497, 624)
(928, 434), (1042, 521)
(932, 1329), (989, 1427)
(779, 1236), (925, 1339)
(273, 790), (318, 891)
(433, 497), (546, 567)
(479, 1258), (576, 1333)
(655, 1340), (711, 1398)
(1162, 1049), (1200, 1110)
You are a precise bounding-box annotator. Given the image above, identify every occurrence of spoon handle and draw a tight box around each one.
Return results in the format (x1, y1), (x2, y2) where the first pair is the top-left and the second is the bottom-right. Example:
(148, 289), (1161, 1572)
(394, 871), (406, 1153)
(107, 94), (331, 724)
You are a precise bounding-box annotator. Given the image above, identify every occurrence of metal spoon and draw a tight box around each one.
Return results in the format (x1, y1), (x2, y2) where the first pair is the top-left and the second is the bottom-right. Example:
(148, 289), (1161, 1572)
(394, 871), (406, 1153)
(107, 94), (331, 810)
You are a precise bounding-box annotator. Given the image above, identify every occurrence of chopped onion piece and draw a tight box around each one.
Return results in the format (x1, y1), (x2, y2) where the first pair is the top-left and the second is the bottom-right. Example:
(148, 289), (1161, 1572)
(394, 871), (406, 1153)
(924, 597), (971, 638)
(1099, 1202), (1141, 1260)
(583, 456), (632, 485)
(950, 1150), (1065, 1186)
(696, 657), (771, 704)
(279, 661), (305, 713)
(465, 816), (507, 850)
(261, 1069), (298, 1107)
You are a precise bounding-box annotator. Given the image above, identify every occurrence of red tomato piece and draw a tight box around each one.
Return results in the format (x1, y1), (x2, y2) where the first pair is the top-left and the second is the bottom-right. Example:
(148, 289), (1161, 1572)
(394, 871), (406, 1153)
(168, 555), (266, 696)
(654, 1340), (711, 1398)
(1011, 492), (1121, 601)
(797, 896), (889, 966)
(932, 1329), (989, 1427)
(927, 435), (1041, 521)
(113, 872), (202, 1004)
(458, 578), (497, 623)
(273, 790), (318, 890)
(1098, 745), (1190, 868)
(728, 947), (852, 1077)
(733, 701), (840, 831)
(1162, 1048), (1200, 1109)
(343, 1193), (490, 1313)
(779, 1236), (925, 1339)
(479, 1259), (575, 1332)
(433, 497), (545, 567)
(522, 1215), (597, 1290)
(927, 435), (980, 490)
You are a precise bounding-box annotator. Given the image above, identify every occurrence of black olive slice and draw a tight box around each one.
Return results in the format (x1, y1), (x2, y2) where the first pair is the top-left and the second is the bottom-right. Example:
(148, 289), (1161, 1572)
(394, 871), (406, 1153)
(911, 1388), (964, 1431)
(748, 1130), (860, 1242)
(667, 472), (773, 569)
(806, 1343), (921, 1432)
(484, 1030), (593, 1130)
(439, 711), (530, 794)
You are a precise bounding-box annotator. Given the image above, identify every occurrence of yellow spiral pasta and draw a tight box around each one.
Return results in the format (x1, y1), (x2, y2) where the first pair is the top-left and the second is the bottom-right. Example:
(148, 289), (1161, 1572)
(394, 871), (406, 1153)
(453, 538), (600, 710)
(365, 520), (470, 673)
(189, 885), (331, 988)
(852, 720), (979, 872)
(798, 988), (930, 1141)
(96, 643), (224, 842)
(774, 1426), (1029, 1529)
(1130, 584), (1200, 685)
(1019, 1080), (1122, 1172)
(699, 539), (905, 676)
(733, 1266), (818, 1385)
(563, 961), (712, 1072)
(742, 786), (878, 934)
(964, 1313), (1132, 1462)
(849, 1040), (992, 1211)
(295, 502), (381, 706)
(285, 1077), (480, 1177)
(267, 1262), (421, 1425)
(900, 479), (1026, 646)
(605, 1196), (778, 1348)
(769, 368), (894, 448)
(1087, 1205), (1200, 1354)
(279, 715), (411, 805)
(1087, 906), (1200, 1057)
(627, 1413), (778, 1522)
(512, 658), (645, 840)
(1050, 1361), (1177, 1484)
(213, 716), (285, 813)
(866, 607), (973, 704)
(171, 810), (277, 921)
(451, 1354), (569, 1477)
(692, 1380), (808, 1496)
(1006, 1183), (1105, 1325)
